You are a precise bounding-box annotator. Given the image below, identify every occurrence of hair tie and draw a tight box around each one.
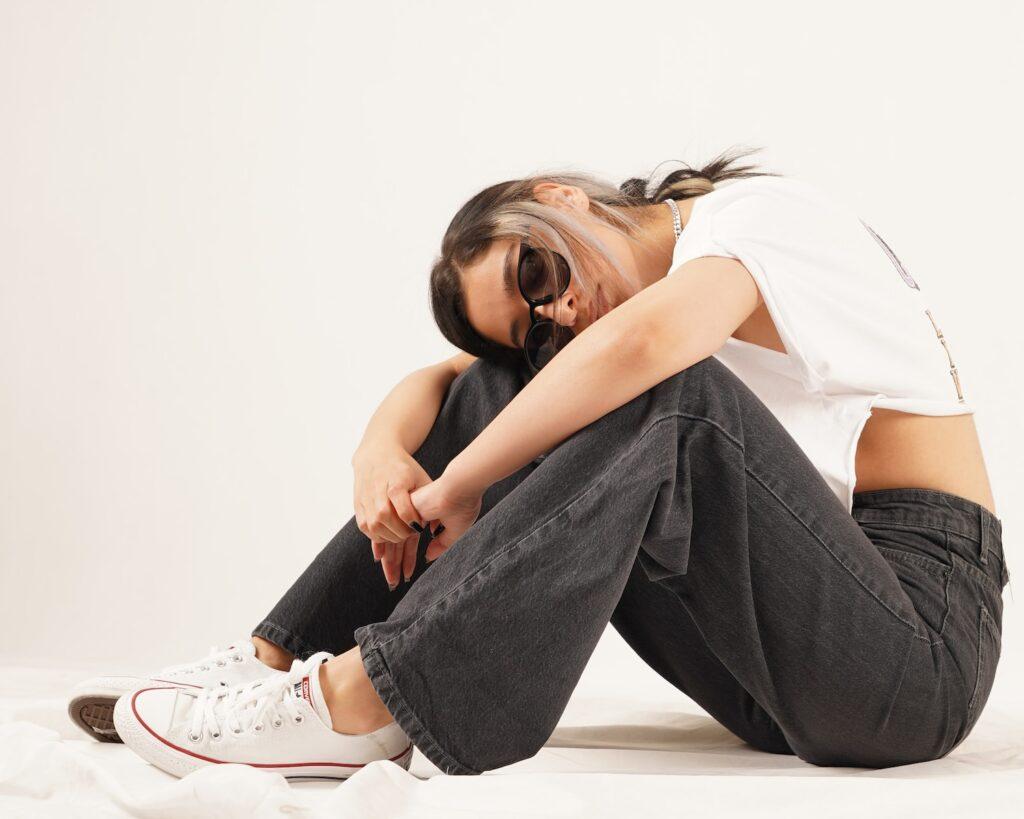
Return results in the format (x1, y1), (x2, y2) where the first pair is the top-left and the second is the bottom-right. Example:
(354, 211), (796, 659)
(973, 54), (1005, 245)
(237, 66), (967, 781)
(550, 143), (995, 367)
(664, 176), (715, 196)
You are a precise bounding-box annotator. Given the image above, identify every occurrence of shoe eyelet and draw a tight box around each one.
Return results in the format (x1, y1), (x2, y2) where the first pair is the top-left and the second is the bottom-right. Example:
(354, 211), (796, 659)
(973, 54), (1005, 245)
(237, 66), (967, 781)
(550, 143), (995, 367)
(199, 665), (209, 671)
(272, 719), (283, 728)
(232, 655), (243, 663)
(232, 727), (242, 735)
(210, 730), (221, 740)
(215, 660), (226, 667)
(293, 715), (303, 724)
(188, 732), (201, 742)
(253, 723), (264, 733)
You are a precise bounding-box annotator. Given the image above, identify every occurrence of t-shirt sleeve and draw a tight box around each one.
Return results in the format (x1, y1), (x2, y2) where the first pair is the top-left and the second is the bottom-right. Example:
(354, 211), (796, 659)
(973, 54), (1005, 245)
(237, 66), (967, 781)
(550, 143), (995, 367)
(675, 177), (945, 399)
(681, 180), (832, 392)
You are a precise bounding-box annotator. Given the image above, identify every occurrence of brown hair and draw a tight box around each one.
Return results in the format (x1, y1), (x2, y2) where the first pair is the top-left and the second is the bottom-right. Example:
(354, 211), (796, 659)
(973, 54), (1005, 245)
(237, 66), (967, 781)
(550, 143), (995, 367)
(428, 145), (780, 370)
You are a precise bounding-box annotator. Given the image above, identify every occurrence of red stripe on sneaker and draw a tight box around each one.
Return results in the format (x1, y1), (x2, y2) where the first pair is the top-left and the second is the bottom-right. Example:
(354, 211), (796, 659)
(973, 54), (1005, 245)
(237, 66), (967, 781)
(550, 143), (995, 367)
(150, 679), (203, 690)
(130, 688), (413, 769)
(301, 676), (311, 705)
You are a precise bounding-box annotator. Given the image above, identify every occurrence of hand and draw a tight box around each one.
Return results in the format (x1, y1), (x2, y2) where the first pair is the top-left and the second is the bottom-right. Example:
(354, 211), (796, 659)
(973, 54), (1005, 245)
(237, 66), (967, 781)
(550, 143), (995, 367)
(352, 442), (432, 588)
(408, 474), (484, 563)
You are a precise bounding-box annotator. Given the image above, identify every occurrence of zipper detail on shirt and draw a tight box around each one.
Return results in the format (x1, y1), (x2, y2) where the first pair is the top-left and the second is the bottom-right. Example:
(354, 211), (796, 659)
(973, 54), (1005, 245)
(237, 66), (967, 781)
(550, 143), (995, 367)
(925, 308), (966, 403)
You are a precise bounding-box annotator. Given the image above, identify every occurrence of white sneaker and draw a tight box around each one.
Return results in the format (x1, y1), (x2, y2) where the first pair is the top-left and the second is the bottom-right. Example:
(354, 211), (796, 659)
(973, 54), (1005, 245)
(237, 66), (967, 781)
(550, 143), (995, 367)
(113, 651), (413, 780)
(68, 639), (281, 743)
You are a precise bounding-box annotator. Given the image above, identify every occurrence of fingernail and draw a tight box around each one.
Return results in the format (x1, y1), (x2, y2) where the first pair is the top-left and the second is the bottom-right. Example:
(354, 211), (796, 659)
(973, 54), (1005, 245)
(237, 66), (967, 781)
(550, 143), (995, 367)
(373, 554), (381, 563)
(388, 581), (397, 592)
(410, 521), (424, 533)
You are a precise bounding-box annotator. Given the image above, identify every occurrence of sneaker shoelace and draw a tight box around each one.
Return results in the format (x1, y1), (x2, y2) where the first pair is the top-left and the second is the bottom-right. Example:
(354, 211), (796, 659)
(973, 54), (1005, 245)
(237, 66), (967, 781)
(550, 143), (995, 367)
(186, 651), (332, 742)
(161, 643), (249, 678)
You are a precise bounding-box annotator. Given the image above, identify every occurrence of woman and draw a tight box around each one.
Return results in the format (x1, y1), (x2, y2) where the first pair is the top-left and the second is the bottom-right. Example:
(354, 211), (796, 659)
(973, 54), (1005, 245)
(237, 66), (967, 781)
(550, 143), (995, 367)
(71, 147), (1009, 780)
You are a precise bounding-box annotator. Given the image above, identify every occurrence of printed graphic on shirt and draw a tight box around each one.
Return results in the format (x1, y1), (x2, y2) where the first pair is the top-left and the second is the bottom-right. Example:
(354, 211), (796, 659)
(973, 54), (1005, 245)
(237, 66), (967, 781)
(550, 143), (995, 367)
(925, 309), (966, 403)
(860, 220), (920, 290)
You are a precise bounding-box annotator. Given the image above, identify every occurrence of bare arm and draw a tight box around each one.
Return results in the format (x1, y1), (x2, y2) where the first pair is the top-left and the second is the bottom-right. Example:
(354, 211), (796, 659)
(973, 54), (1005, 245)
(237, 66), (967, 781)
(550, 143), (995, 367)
(351, 351), (478, 464)
(351, 350), (478, 587)
(442, 257), (762, 495)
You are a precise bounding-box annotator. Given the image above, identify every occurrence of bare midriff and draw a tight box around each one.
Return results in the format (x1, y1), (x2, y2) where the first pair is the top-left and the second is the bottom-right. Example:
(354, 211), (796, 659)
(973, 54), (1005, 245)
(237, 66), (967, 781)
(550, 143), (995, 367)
(854, 408), (996, 515)
(730, 304), (997, 517)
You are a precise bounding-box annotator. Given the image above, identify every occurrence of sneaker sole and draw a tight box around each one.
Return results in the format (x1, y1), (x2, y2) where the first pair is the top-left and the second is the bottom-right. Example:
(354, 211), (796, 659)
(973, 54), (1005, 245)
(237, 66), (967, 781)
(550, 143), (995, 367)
(68, 676), (203, 742)
(69, 694), (123, 743)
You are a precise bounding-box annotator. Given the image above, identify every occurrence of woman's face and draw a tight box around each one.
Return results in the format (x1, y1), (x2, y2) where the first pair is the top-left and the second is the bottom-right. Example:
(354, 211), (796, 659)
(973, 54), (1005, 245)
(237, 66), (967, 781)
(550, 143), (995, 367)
(460, 183), (624, 353)
(460, 236), (606, 353)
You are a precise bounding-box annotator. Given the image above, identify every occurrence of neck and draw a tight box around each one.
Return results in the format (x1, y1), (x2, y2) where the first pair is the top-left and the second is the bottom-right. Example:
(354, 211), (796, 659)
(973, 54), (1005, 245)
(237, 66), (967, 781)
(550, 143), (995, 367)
(629, 198), (697, 289)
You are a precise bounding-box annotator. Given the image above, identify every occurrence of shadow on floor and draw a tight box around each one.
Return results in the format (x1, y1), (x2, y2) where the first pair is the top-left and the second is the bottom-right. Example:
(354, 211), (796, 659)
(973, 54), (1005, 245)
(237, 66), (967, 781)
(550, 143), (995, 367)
(541, 710), (1024, 779)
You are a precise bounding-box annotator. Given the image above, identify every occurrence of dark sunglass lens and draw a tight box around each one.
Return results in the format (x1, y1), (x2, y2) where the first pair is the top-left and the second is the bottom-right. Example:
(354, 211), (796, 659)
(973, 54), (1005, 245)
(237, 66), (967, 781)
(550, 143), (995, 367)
(525, 321), (575, 370)
(520, 248), (571, 302)
(518, 249), (548, 300)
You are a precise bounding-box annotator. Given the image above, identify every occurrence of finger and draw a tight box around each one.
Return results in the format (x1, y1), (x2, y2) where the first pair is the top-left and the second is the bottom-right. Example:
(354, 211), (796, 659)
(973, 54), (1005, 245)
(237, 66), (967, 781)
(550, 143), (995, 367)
(372, 488), (412, 542)
(355, 501), (368, 539)
(388, 484), (426, 532)
(424, 541), (447, 562)
(382, 542), (400, 589)
(368, 516), (408, 544)
(393, 540), (407, 586)
(370, 540), (384, 563)
(401, 532), (418, 582)
(425, 527), (454, 562)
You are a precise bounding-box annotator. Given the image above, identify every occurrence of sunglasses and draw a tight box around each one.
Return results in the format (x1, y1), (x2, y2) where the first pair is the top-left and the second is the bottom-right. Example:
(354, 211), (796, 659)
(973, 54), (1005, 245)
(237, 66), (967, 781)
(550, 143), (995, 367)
(516, 242), (576, 373)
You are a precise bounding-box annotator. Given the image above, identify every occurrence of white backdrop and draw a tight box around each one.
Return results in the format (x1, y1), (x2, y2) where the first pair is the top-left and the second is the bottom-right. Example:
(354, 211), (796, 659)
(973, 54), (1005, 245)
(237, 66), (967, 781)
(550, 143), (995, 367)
(1, 1), (1021, 715)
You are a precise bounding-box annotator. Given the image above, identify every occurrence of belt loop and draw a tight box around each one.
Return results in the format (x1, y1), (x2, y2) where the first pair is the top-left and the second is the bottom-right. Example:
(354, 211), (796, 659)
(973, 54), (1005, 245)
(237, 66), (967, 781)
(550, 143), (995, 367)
(978, 506), (989, 566)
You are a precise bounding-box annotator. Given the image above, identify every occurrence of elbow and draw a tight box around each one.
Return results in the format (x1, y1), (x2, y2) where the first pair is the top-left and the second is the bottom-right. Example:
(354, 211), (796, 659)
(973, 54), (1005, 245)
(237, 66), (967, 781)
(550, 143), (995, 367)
(600, 320), (722, 385)
(599, 322), (662, 371)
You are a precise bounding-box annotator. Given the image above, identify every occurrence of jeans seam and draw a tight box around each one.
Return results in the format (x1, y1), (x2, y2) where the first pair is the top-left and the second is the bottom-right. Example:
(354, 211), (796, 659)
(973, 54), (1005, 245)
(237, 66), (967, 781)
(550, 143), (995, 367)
(966, 604), (991, 725)
(873, 544), (953, 640)
(949, 551), (1005, 596)
(744, 469), (935, 644)
(874, 544), (951, 577)
(939, 531), (953, 638)
(853, 515), (982, 544)
(858, 519), (1006, 594)
(251, 620), (318, 660)
(368, 411), (727, 654)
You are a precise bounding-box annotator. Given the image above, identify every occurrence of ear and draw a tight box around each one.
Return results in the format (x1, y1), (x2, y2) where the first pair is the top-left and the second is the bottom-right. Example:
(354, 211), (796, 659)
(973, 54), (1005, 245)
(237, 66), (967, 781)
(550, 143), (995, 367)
(532, 182), (589, 212)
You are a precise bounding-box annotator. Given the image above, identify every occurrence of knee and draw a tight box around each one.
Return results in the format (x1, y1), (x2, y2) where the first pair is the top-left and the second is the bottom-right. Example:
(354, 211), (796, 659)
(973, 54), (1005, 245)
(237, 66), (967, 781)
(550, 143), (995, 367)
(664, 353), (736, 389)
(442, 357), (524, 417)
(623, 356), (758, 458)
(456, 355), (526, 390)
(655, 355), (751, 423)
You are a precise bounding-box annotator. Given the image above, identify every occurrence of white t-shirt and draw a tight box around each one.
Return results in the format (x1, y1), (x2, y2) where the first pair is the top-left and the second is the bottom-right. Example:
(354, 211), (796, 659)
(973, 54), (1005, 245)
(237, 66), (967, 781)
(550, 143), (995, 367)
(670, 175), (973, 512)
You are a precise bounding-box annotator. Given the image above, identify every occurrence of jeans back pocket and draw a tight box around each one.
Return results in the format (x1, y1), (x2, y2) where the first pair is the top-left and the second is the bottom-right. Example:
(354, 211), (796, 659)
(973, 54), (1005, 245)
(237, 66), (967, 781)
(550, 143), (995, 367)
(859, 522), (953, 642)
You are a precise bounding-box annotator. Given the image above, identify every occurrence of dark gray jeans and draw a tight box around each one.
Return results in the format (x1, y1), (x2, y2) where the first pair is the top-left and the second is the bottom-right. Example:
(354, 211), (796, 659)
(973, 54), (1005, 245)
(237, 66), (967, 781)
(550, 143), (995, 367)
(253, 355), (1009, 775)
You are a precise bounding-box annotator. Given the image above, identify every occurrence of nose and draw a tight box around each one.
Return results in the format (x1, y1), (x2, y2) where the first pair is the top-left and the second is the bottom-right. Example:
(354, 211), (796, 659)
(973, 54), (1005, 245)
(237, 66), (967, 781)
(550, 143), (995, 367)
(534, 289), (579, 327)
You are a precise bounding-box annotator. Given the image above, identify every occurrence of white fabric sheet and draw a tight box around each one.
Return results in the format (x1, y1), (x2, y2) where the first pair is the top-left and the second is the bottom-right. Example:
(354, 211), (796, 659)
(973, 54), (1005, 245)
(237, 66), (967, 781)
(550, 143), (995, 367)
(3, 640), (1023, 818)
